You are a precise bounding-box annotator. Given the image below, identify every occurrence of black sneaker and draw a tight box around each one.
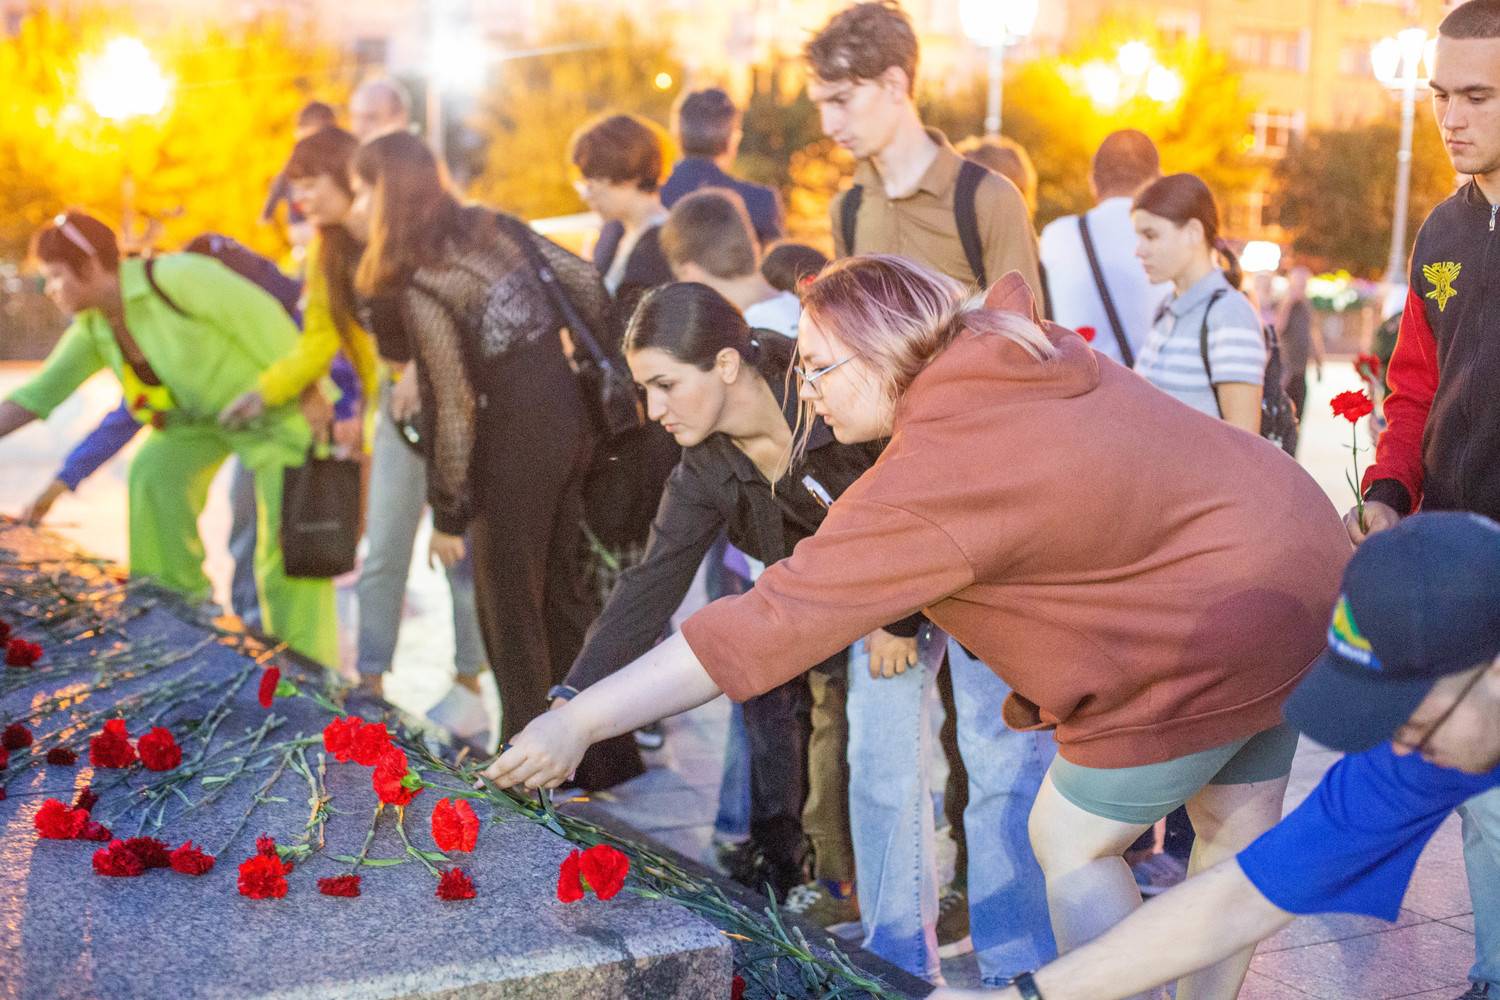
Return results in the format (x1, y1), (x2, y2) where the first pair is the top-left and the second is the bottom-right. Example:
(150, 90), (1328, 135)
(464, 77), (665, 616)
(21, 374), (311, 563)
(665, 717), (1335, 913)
(722, 841), (804, 901)
(1455, 985), (1491, 1000)
(634, 722), (665, 750)
(936, 885), (974, 958)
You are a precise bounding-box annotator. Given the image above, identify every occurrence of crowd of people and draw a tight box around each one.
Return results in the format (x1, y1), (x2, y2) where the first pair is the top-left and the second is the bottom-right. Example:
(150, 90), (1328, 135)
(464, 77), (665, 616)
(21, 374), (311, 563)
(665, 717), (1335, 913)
(1, 0), (1497, 997)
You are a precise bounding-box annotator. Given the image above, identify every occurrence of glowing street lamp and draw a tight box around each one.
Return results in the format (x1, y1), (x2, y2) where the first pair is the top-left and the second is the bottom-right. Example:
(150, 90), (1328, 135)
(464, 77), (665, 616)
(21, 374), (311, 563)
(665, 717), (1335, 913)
(1080, 41), (1184, 113)
(1372, 27), (1431, 284)
(959, 0), (1040, 136)
(80, 37), (171, 249)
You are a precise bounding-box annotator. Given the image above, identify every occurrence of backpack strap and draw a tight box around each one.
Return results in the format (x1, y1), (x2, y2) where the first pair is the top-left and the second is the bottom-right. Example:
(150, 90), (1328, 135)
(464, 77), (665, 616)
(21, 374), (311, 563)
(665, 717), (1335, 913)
(1198, 289), (1229, 418)
(839, 184), (863, 256)
(954, 159), (988, 288)
(1078, 214), (1134, 367)
(144, 257), (190, 318)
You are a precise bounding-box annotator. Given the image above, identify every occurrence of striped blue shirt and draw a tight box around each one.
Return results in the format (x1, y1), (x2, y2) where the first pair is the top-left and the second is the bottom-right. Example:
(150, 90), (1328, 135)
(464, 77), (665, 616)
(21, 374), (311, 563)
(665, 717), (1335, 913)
(1134, 269), (1266, 419)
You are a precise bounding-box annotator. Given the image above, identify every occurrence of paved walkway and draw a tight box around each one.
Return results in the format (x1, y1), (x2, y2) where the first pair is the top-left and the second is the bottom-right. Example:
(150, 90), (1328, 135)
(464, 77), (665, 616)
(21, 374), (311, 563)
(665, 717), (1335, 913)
(0, 361), (1478, 998)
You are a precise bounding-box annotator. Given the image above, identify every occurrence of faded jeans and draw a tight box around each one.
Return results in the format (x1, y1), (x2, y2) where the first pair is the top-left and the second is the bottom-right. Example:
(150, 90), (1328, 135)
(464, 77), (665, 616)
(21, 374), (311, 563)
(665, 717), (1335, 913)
(1460, 785), (1500, 989)
(226, 459), (261, 629)
(355, 389), (486, 678)
(847, 625), (1056, 984)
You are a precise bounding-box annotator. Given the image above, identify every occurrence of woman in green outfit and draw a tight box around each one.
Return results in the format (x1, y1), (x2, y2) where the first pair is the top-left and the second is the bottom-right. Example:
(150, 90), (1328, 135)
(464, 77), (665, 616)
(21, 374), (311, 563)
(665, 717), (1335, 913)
(0, 211), (337, 666)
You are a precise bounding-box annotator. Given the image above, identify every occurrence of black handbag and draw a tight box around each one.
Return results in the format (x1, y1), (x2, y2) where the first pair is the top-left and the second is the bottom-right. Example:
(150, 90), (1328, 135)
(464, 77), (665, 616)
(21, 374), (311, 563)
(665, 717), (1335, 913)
(281, 447), (362, 578)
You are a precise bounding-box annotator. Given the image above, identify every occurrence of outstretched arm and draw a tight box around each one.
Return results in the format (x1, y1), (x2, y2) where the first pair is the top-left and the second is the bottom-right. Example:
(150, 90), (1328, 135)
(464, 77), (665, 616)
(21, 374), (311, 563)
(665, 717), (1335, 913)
(0, 400), (38, 439)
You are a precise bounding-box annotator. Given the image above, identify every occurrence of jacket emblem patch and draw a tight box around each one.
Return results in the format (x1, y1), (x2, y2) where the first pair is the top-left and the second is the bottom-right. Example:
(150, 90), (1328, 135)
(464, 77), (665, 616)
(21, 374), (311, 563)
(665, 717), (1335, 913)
(1422, 261), (1461, 312)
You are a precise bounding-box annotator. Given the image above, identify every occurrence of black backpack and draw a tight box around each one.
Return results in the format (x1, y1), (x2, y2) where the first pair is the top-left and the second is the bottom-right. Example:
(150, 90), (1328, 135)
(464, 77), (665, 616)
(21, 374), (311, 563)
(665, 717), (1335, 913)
(840, 158), (990, 287)
(1198, 289), (1300, 454)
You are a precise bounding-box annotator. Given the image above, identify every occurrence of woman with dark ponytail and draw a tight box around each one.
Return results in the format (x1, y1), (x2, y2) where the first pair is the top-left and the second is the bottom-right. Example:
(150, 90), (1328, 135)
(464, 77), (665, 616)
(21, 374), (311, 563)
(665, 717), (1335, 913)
(1131, 173), (1266, 434)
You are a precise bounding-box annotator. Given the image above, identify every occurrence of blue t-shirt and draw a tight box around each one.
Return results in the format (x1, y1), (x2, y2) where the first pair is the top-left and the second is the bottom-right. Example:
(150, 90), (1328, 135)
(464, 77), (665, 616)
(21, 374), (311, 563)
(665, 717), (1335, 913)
(1238, 742), (1500, 920)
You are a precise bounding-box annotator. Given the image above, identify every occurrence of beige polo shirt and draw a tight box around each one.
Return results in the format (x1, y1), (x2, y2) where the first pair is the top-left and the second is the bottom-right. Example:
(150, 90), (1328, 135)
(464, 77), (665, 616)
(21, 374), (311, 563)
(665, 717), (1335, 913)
(829, 132), (1042, 298)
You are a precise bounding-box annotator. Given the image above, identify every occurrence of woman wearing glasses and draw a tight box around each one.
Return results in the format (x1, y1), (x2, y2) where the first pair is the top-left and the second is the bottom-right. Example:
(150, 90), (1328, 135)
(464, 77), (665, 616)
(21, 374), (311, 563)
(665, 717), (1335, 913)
(0, 211), (337, 665)
(491, 256), (1353, 1000)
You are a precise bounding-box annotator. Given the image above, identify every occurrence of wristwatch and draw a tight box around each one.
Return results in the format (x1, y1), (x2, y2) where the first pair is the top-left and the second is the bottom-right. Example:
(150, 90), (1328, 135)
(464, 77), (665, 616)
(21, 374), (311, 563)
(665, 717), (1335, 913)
(1012, 972), (1045, 1000)
(546, 684), (580, 703)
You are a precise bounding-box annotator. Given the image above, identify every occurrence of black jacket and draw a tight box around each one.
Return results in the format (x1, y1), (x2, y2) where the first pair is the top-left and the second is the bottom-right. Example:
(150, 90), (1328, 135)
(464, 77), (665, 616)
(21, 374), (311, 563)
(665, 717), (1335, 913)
(565, 346), (920, 691)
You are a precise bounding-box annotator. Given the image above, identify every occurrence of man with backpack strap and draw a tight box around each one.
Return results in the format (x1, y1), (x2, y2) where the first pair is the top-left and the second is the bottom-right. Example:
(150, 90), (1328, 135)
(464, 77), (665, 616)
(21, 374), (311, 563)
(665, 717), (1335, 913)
(1, 211), (337, 667)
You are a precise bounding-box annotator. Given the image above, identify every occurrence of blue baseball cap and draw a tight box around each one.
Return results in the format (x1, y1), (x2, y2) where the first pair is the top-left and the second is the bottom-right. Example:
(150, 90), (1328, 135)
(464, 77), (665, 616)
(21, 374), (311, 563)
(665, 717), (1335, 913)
(1284, 512), (1500, 753)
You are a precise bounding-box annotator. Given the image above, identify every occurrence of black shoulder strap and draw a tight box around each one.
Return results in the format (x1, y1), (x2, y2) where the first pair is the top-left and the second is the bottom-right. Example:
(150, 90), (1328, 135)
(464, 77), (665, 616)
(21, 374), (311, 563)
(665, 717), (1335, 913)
(839, 185), (863, 256)
(954, 159), (988, 289)
(1078, 215), (1133, 367)
(498, 213), (616, 370)
(144, 257), (190, 318)
(1198, 289), (1229, 418)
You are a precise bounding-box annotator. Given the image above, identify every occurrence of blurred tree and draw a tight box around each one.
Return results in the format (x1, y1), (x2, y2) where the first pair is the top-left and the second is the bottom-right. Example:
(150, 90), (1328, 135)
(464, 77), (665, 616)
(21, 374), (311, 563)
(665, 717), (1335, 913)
(1273, 120), (1454, 277)
(467, 10), (682, 222)
(0, 8), (348, 261)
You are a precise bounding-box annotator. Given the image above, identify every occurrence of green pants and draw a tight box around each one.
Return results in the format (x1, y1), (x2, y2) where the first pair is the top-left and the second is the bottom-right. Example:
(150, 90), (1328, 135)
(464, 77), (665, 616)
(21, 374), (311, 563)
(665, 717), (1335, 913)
(126, 422), (338, 667)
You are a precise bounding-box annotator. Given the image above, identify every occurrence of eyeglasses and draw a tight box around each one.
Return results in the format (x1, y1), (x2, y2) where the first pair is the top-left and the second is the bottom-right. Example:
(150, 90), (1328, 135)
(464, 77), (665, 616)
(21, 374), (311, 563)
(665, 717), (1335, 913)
(53, 214), (97, 259)
(792, 356), (853, 394)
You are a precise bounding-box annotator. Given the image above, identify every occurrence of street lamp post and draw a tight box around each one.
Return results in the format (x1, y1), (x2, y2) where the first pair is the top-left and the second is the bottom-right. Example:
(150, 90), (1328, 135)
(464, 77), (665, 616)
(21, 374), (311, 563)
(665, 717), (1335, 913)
(80, 37), (171, 250)
(959, 0), (1040, 137)
(1372, 28), (1431, 285)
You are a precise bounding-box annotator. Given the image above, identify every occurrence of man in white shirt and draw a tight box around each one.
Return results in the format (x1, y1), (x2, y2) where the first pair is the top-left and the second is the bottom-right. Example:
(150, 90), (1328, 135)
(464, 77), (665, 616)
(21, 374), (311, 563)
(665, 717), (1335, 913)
(659, 188), (802, 338)
(1039, 130), (1171, 366)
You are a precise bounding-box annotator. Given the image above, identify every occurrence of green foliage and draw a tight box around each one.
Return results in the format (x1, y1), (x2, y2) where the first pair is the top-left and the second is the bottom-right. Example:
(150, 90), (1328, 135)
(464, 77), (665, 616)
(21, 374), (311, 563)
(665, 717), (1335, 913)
(1273, 119), (1454, 277)
(466, 10), (683, 221)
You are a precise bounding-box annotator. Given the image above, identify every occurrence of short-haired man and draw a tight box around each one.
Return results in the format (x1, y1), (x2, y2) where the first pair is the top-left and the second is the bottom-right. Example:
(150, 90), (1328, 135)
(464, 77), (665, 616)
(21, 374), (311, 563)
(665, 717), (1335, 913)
(1347, 4), (1500, 997)
(349, 77), (412, 142)
(806, 1), (1052, 987)
(660, 188), (800, 337)
(932, 511), (1500, 1000)
(1038, 130), (1169, 367)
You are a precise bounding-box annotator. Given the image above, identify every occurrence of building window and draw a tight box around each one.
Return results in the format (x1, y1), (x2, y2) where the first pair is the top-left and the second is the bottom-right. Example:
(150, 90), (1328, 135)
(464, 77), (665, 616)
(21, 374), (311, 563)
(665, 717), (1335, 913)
(1231, 31), (1307, 71)
(1250, 109), (1304, 156)
(1339, 41), (1374, 77)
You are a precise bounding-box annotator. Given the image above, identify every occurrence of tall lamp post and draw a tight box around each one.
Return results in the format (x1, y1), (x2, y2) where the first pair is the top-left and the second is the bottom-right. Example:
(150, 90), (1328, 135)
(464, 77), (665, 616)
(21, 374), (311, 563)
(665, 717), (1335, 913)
(1371, 28), (1431, 285)
(959, 0), (1040, 137)
(80, 37), (171, 251)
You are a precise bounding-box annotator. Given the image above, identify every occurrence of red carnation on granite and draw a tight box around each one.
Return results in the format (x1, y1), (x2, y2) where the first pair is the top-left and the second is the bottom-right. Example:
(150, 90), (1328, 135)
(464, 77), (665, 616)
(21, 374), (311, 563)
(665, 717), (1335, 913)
(169, 841), (215, 876)
(0, 620), (10, 642)
(138, 727), (182, 771)
(256, 834), (279, 858)
(0, 746), (8, 769)
(557, 849), (585, 903)
(372, 747), (420, 807)
(74, 786), (99, 812)
(45, 747), (77, 766)
(351, 722), (393, 767)
(3, 722), (33, 750)
(579, 844), (630, 900)
(318, 874), (362, 897)
(123, 837), (173, 869)
(436, 867), (476, 901)
(321, 716), (363, 762)
(257, 667), (281, 709)
(93, 840), (147, 877)
(5, 638), (42, 667)
(35, 798), (89, 839)
(89, 719), (136, 768)
(79, 820), (112, 842)
(431, 797), (479, 853)
(238, 852), (293, 899)
(732, 975), (746, 1000)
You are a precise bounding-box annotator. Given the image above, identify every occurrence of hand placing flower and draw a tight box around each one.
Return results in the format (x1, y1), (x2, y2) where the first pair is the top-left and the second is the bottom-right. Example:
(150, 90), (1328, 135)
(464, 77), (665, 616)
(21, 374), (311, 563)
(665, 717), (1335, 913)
(483, 706), (590, 791)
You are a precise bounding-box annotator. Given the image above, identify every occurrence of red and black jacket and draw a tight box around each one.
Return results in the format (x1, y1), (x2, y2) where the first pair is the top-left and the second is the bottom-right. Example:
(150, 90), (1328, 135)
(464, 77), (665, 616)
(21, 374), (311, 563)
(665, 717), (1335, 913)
(1364, 180), (1500, 519)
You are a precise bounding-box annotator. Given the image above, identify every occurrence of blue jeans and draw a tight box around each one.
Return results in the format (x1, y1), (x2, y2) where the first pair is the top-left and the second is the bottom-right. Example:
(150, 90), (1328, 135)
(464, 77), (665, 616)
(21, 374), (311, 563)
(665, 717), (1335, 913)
(847, 626), (1056, 984)
(355, 388), (486, 678)
(714, 701), (752, 842)
(227, 459), (261, 629)
(1461, 785), (1500, 988)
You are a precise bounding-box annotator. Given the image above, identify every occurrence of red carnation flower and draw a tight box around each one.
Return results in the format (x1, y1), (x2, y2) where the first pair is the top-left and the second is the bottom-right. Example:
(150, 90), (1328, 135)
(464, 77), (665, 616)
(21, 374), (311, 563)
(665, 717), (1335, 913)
(123, 836), (172, 869)
(2, 722), (33, 750)
(431, 797), (479, 853)
(89, 720), (136, 768)
(0, 746), (8, 769)
(1076, 325), (1098, 343)
(34, 798), (88, 839)
(321, 716), (363, 763)
(351, 722), (393, 767)
(372, 747), (420, 807)
(238, 852), (293, 899)
(557, 849), (585, 903)
(132, 394), (148, 410)
(435, 867), (476, 901)
(1330, 389), (1374, 423)
(318, 874), (361, 897)
(5, 638), (42, 667)
(0, 788), (6, 802)
(74, 786), (99, 812)
(732, 975), (746, 1000)
(137, 727), (182, 771)
(169, 841), (216, 876)
(579, 844), (630, 900)
(45, 747), (77, 766)
(257, 667), (281, 709)
(256, 834), (279, 858)
(1355, 352), (1383, 380)
(0, 620), (10, 643)
(79, 820), (112, 841)
(93, 840), (146, 877)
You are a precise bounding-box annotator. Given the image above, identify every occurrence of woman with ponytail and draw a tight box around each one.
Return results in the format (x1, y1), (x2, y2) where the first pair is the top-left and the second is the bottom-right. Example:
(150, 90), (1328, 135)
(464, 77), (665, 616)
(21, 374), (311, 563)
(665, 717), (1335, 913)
(1130, 173), (1266, 435)
(493, 255), (1352, 1000)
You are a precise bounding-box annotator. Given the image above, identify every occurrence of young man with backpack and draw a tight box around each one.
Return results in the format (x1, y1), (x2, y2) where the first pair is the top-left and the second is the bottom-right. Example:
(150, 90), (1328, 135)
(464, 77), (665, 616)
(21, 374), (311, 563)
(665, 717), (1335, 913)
(0, 212), (337, 667)
(807, 1), (1051, 987)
